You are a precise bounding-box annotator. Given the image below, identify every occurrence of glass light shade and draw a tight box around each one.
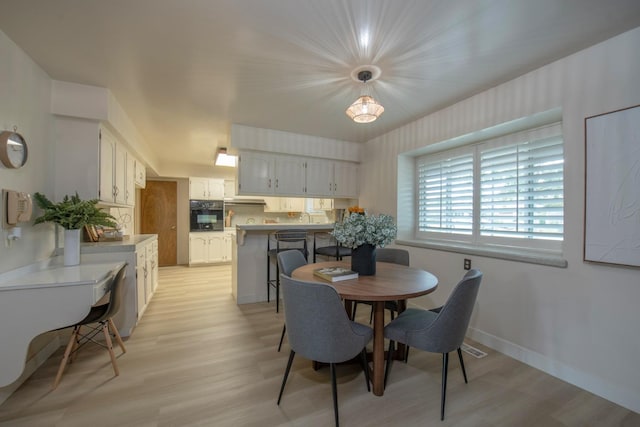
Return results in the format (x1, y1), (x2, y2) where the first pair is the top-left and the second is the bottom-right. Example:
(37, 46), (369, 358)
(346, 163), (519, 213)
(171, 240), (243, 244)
(214, 150), (237, 167)
(345, 95), (384, 123)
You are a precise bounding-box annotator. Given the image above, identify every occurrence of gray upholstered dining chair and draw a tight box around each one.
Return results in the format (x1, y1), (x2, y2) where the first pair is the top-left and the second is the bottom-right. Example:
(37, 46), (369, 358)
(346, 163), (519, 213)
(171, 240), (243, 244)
(277, 275), (373, 427)
(276, 250), (308, 352)
(383, 269), (483, 420)
(351, 248), (410, 323)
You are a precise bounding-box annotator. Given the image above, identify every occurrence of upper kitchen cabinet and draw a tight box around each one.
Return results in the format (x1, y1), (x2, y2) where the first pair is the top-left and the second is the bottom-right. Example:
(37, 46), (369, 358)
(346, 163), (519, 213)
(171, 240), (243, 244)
(237, 151), (306, 196)
(189, 177), (225, 200)
(99, 128), (132, 205)
(53, 117), (135, 206)
(134, 157), (146, 188)
(304, 159), (359, 198)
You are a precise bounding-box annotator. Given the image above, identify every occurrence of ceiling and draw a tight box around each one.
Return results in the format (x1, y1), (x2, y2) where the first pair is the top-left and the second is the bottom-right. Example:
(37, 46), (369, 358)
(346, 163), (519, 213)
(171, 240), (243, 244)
(1, 0), (640, 174)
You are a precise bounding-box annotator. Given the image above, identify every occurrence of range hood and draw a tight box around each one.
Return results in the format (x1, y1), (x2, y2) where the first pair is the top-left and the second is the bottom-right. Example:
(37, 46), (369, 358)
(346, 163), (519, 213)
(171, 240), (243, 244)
(223, 198), (266, 206)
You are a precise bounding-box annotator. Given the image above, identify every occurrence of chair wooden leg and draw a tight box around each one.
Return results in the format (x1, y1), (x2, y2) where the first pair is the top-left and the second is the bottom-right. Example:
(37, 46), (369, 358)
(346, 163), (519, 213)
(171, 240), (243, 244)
(52, 326), (79, 389)
(457, 347), (468, 383)
(277, 350), (295, 404)
(330, 363), (340, 427)
(441, 352), (449, 421)
(108, 318), (126, 354)
(351, 302), (358, 321)
(101, 322), (119, 377)
(69, 326), (81, 363)
(277, 324), (286, 352)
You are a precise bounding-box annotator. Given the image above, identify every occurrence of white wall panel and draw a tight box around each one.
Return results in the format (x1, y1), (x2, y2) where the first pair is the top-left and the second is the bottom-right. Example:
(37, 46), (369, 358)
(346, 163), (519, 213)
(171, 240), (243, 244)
(361, 27), (640, 412)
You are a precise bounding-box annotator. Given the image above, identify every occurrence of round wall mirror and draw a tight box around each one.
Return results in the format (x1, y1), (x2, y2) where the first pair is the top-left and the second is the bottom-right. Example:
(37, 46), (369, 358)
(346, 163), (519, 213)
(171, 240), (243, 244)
(0, 130), (28, 169)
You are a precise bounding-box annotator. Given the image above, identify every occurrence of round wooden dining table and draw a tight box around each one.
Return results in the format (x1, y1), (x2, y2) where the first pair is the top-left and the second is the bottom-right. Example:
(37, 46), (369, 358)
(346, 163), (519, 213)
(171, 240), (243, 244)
(292, 260), (438, 396)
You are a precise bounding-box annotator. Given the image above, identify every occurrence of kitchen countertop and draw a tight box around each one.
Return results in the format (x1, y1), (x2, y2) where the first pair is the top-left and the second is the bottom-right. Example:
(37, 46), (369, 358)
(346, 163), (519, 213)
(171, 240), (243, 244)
(79, 234), (157, 254)
(235, 223), (334, 231)
(235, 223), (334, 245)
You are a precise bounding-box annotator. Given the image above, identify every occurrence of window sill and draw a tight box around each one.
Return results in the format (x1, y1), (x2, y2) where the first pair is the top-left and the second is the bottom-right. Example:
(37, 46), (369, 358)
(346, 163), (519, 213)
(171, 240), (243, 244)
(395, 239), (568, 268)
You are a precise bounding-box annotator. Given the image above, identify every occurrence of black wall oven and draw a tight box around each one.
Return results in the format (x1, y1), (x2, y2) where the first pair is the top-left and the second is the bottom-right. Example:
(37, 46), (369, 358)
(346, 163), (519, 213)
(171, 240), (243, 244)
(189, 200), (224, 231)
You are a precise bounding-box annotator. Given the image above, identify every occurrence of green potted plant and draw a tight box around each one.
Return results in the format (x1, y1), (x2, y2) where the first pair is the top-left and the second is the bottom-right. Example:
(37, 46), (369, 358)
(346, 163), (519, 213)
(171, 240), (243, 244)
(332, 212), (397, 275)
(33, 192), (117, 266)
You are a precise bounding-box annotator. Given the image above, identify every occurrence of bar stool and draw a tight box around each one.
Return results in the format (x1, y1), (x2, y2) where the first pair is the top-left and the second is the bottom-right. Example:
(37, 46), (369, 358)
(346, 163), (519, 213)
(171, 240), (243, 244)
(267, 230), (308, 312)
(313, 231), (352, 262)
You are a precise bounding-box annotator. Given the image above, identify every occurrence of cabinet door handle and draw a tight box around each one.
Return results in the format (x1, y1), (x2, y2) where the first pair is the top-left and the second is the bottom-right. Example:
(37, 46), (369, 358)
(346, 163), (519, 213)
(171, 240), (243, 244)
(268, 178), (271, 188)
(275, 179), (279, 189)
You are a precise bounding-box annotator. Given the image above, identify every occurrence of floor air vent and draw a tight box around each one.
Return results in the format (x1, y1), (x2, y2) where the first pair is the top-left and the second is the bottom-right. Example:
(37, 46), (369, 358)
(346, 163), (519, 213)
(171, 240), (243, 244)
(461, 342), (488, 358)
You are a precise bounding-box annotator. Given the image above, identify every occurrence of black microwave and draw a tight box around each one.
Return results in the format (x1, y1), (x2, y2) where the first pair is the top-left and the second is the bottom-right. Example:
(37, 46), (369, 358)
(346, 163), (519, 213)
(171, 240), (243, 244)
(189, 200), (224, 231)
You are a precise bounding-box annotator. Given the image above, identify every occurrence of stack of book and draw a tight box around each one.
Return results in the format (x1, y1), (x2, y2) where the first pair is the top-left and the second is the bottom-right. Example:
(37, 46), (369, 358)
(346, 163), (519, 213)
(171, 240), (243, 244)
(313, 267), (359, 282)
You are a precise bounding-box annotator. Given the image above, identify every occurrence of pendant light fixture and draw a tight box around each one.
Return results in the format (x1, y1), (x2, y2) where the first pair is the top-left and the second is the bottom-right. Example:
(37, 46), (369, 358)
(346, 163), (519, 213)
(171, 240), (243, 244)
(345, 70), (384, 123)
(214, 147), (237, 167)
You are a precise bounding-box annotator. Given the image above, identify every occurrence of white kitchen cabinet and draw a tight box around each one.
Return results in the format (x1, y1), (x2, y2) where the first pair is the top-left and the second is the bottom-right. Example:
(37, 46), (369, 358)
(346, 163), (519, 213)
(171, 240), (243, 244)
(237, 150), (359, 198)
(332, 161), (359, 198)
(98, 127), (135, 206)
(305, 158), (359, 198)
(237, 152), (306, 196)
(126, 151), (136, 204)
(312, 198), (334, 210)
(134, 157), (146, 188)
(264, 196), (305, 212)
(189, 232), (232, 264)
(146, 241), (158, 299)
(189, 177), (225, 200)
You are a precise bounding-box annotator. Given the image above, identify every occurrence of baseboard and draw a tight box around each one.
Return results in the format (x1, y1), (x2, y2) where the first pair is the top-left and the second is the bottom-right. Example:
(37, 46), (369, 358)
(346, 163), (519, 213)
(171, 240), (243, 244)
(0, 336), (61, 405)
(467, 327), (640, 414)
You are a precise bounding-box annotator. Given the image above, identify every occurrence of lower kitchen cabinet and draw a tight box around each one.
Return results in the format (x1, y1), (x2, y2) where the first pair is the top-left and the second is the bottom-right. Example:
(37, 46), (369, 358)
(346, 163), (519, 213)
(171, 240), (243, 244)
(189, 232), (233, 265)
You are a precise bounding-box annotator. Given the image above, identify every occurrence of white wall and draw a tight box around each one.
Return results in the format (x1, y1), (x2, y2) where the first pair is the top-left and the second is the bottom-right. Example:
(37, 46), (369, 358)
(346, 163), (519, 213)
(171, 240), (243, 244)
(0, 28), (59, 402)
(360, 27), (640, 412)
(0, 30), (56, 272)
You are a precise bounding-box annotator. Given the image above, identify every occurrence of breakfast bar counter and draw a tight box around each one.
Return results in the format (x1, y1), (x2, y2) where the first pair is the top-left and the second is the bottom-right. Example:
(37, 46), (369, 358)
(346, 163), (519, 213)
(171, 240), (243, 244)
(232, 223), (334, 304)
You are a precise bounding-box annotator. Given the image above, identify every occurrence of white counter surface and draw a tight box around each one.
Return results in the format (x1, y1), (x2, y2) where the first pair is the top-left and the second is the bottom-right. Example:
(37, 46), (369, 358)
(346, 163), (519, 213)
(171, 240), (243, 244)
(236, 223), (334, 232)
(79, 234), (157, 254)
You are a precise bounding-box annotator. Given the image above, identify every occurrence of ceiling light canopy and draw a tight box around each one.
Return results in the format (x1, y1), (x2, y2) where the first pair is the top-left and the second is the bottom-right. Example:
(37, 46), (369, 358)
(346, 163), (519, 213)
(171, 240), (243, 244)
(346, 70), (384, 124)
(214, 147), (237, 167)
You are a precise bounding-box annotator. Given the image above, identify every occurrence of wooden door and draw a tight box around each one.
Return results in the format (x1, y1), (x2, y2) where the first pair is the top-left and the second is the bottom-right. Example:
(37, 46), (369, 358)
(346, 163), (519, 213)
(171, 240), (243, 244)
(141, 181), (177, 266)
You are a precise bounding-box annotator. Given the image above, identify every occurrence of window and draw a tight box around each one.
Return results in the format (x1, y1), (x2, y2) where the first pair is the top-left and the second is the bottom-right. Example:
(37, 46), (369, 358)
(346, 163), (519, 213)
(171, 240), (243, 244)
(417, 123), (563, 250)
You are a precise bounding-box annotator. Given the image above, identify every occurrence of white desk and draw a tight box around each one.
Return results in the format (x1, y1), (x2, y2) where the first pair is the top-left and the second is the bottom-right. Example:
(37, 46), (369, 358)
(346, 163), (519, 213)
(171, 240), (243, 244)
(0, 260), (126, 387)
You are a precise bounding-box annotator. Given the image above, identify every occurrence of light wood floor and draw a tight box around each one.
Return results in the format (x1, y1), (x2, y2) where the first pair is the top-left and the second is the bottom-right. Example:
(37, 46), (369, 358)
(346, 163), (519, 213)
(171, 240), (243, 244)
(1, 265), (638, 426)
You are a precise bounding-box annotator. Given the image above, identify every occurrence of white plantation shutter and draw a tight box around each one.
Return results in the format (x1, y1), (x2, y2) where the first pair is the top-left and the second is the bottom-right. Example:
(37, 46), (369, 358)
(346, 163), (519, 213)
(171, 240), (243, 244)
(418, 153), (474, 235)
(415, 122), (564, 248)
(480, 136), (564, 240)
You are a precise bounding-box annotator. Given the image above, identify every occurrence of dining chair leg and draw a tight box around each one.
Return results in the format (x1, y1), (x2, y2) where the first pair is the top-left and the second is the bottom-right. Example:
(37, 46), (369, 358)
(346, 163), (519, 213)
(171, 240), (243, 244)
(52, 325), (79, 389)
(108, 318), (126, 354)
(101, 321), (119, 377)
(330, 363), (340, 427)
(441, 352), (449, 421)
(69, 326), (82, 363)
(277, 324), (286, 352)
(384, 340), (394, 389)
(404, 346), (410, 363)
(351, 302), (358, 321)
(457, 347), (468, 383)
(266, 251), (271, 303)
(359, 349), (370, 392)
(275, 263), (280, 313)
(277, 350), (295, 404)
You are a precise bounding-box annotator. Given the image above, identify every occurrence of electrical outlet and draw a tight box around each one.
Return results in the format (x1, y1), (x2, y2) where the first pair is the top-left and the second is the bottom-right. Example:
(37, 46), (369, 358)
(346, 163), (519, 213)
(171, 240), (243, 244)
(463, 258), (471, 270)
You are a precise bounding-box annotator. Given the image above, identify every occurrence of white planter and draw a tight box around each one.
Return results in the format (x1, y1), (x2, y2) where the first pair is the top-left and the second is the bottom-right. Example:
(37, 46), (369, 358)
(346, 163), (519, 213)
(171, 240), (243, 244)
(64, 229), (81, 266)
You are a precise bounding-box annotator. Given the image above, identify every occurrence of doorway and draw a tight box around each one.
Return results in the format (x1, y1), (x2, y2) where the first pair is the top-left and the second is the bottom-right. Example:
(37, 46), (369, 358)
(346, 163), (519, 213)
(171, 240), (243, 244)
(141, 181), (177, 266)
